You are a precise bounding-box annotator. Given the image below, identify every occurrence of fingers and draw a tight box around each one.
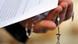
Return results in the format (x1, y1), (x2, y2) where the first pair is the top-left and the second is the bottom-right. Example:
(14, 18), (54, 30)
(33, 6), (63, 33)
(59, 2), (68, 22)
(45, 2), (67, 25)
(32, 6), (63, 33)
(45, 5), (63, 21)
(33, 20), (56, 33)
(59, 0), (73, 21)
(64, 2), (73, 20)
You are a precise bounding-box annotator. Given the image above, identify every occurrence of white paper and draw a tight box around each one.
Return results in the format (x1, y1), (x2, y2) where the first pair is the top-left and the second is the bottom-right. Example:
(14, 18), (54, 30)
(0, 0), (58, 28)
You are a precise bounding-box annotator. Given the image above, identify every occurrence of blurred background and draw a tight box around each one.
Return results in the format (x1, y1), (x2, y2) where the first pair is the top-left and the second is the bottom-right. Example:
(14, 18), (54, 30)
(0, 0), (78, 44)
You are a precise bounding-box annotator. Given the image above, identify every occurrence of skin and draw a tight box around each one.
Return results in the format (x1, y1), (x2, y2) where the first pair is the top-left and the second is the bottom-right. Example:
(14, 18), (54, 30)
(20, 0), (73, 33)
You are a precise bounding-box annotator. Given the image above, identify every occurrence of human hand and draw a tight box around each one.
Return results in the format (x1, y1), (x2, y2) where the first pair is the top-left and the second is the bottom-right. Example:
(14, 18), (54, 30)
(20, 0), (73, 33)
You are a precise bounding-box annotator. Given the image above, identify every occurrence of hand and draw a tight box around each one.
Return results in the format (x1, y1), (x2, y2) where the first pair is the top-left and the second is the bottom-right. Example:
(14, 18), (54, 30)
(20, 0), (73, 33)
(46, 0), (73, 22)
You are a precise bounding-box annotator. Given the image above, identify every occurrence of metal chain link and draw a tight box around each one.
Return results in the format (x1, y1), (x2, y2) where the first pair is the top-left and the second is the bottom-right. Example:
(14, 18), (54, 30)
(56, 16), (61, 44)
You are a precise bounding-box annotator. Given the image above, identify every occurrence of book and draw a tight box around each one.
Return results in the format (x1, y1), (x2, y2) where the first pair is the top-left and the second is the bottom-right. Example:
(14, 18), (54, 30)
(0, 0), (58, 28)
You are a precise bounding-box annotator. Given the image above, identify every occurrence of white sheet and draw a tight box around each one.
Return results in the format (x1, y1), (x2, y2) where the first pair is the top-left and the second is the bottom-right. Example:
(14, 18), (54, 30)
(0, 0), (58, 28)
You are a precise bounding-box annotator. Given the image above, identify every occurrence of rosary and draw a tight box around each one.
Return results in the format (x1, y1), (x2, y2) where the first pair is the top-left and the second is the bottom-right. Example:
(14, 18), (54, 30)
(56, 16), (61, 44)
(25, 11), (74, 44)
(56, 12), (74, 44)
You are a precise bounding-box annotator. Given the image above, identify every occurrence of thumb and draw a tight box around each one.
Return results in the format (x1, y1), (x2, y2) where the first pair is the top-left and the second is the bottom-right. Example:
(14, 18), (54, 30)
(33, 20), (56, 33)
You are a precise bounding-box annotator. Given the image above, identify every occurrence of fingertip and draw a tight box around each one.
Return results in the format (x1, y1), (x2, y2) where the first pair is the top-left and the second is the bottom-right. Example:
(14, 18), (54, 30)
(39, 20), (56, 30)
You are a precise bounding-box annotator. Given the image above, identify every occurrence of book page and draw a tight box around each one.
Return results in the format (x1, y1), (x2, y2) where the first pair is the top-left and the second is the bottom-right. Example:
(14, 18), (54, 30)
(0, 0), (58, 28)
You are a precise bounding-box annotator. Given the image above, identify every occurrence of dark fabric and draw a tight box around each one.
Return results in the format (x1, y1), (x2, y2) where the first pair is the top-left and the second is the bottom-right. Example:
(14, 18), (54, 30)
(4, 23), (28, 43)
(3, 11), (49, 43)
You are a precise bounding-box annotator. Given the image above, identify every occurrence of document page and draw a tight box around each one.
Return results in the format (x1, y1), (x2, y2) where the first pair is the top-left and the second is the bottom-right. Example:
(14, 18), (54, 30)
(0, 0), (58, 28)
